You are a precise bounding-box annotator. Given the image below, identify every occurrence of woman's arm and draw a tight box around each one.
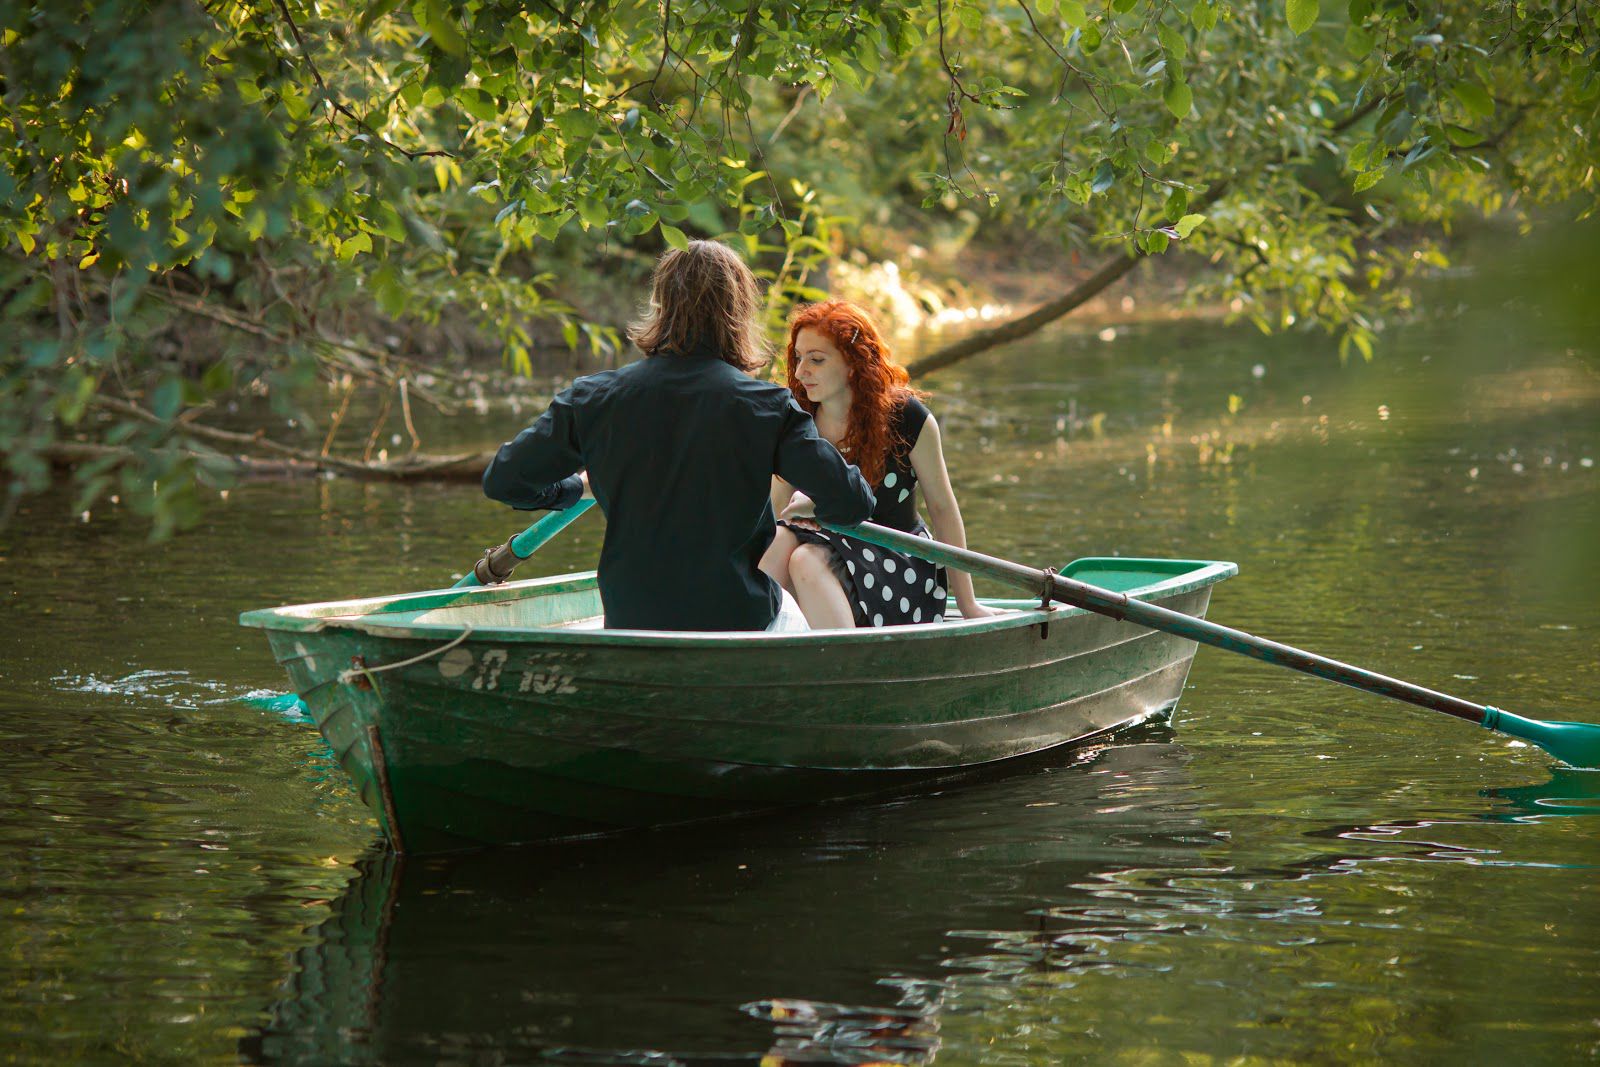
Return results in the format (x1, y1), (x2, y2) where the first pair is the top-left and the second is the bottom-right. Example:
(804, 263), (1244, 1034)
(770, 475), (794, 518)
(908, 415), (1003, 618)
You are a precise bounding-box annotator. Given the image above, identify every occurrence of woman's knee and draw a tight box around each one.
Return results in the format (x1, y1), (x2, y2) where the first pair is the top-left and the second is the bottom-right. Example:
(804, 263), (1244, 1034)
(769, 526), (799, 558)
(790, 544), (836, 584)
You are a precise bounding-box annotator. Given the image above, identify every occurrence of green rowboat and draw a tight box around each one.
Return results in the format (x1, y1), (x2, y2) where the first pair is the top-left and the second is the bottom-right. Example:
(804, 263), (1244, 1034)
(240, 555), (1236, 852)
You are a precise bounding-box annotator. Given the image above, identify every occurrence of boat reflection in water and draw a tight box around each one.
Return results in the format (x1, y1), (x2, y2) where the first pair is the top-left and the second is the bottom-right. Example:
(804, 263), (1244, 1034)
(244, 733), (1225, 1065)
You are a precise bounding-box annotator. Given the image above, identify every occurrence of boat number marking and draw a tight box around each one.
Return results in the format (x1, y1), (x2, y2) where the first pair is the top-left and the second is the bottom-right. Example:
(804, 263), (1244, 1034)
(518, 670), (578, 695)
(471, 649), (508, 691)
(436, 647), (579, 694)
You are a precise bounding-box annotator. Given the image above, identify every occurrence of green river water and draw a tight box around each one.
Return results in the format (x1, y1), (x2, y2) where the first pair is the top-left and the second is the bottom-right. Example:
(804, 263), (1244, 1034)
(3, 248), (1599, 1063)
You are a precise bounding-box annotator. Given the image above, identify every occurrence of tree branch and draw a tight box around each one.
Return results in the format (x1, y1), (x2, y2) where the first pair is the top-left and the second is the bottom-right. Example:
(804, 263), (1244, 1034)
(907, 181), (1230, 377)
(272, 0), (454, 160)
(86, 395), (486, 481)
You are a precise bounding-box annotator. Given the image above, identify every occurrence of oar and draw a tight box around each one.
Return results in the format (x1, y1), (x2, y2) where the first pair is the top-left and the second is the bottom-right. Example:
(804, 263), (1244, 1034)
(829, 520), (1600, 770)
(451, 498), (596, 589)
(245, 500), (596, 715)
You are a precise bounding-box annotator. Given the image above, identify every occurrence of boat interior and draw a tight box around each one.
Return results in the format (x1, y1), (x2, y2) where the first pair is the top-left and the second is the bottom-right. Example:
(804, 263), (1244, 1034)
(242, 557), (1237, 637)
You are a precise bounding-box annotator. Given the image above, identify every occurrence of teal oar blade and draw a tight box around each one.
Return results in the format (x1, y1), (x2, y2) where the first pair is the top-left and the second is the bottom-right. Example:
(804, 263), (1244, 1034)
(245, 501), (596, 715)
(830, 520), (1600, 771)
(1480, 708), (1600, 769)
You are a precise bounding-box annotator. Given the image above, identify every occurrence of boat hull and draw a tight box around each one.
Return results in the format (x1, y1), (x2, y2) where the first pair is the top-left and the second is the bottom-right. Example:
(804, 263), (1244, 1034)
(247, 558), (1233, 852)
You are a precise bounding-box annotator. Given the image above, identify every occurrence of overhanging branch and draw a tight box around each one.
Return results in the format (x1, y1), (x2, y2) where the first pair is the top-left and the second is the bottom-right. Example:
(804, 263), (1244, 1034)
(908, 180), (1230, 378)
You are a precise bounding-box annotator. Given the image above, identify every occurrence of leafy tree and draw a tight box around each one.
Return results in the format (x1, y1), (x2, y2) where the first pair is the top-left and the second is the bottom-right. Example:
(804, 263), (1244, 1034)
(2, 0), (1595, 534)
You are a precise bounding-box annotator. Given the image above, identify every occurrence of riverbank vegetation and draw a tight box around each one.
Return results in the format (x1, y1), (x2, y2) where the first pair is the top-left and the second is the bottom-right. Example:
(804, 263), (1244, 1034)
(3, 0), (1596, 534)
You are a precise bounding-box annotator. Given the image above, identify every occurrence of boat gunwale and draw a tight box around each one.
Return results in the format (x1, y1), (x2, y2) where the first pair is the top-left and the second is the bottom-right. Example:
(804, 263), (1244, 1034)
(240, 556), (1237, 648)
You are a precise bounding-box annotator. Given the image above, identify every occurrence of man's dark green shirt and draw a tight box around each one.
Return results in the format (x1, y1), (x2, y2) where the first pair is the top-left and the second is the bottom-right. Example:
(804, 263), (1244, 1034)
(482, 349), (875, 631)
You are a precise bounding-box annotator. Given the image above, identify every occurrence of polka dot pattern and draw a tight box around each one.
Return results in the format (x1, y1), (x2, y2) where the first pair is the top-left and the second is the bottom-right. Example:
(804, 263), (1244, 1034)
(776, 516), (951, 630)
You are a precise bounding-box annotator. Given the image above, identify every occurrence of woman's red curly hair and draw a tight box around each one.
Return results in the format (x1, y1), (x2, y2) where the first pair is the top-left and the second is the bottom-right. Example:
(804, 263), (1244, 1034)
(784, 299), (926, 487)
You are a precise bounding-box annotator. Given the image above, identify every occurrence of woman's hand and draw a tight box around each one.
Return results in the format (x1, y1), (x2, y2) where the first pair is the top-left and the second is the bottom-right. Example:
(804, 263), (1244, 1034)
(956, 599), (1006, 620)
(779, 492), (818, 529)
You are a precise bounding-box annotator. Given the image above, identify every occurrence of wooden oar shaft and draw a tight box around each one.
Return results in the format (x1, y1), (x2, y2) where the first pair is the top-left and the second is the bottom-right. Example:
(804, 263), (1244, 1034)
(834, 521), (1489, 727)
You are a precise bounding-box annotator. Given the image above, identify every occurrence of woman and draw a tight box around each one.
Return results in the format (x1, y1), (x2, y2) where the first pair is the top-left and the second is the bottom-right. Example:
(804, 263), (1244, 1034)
(759, 299), (1001, 628)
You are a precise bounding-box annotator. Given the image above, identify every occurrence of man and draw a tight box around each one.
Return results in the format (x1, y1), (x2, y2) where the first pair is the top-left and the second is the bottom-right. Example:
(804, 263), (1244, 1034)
(481, 240), (875, 631)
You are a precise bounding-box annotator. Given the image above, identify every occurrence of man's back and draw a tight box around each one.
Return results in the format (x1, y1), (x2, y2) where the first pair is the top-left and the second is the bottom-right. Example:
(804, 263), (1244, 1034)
(483, 349), (874, 630)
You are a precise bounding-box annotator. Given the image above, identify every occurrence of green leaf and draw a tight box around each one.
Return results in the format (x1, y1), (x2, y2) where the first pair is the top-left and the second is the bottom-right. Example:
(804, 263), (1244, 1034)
(417, 0), (467, 55)
(56, 368), (96, 426)
(1140, 230), (1171, 254)
(1452, 81), (1495, 118)
(1341, 327), (1374, 362)
(575, 197), (608, 229)
(1060, 1), (1087, 28)
(457, 88), (498, 122)
(1158, 23), (1187, 62)
(1286, 0), (1318, 35)
(660, 223), (689, 250)
(359, 0), (405, 34)
(1164, 79), (1193, 119)
(494, 199), (523, 225)
(151, 376), (183, 421)
(1352, 165), (1387, 192)
(201, 361), (234, 395)
(534, 210), (574, 240)
(1175, 213), (1206, 238)
(555, 109), (601, 142)
(370, 202), (407, 241)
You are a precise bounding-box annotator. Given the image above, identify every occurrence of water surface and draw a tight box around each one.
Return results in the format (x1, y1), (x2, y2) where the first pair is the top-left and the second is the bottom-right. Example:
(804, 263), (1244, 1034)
(3, 257), (1599, 1063)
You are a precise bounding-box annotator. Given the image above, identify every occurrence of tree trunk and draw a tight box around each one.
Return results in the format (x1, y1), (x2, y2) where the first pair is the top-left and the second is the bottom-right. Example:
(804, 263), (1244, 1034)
(906, 250), (1141, 378)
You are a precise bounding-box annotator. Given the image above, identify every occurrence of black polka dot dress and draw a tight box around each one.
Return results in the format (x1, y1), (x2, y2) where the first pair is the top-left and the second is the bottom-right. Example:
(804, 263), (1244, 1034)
(782, 394), (949, 627)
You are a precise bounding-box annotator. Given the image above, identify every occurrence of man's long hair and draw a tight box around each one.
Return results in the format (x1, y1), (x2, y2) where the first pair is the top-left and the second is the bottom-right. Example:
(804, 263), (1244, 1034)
(627, 240), (769, 372)
(784, 299), (926, 487)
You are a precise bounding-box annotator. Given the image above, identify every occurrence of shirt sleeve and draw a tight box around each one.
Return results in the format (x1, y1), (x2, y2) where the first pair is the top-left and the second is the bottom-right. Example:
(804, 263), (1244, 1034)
(481, 386), (586, 510)
(773, 397), (876, 525)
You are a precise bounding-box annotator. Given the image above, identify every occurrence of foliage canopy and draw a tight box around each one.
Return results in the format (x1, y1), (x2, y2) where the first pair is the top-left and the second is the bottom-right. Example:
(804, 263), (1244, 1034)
(2, 0), (1596, 533)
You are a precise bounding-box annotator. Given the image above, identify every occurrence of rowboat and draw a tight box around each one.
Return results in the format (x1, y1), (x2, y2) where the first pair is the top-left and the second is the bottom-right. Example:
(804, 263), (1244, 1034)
(240, 555), (1236, 853)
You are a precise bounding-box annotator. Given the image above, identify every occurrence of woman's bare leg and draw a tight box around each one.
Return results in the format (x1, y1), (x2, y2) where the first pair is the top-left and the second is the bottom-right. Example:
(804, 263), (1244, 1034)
(789, 543), (857, 629)
(759, 526), (802, 593)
